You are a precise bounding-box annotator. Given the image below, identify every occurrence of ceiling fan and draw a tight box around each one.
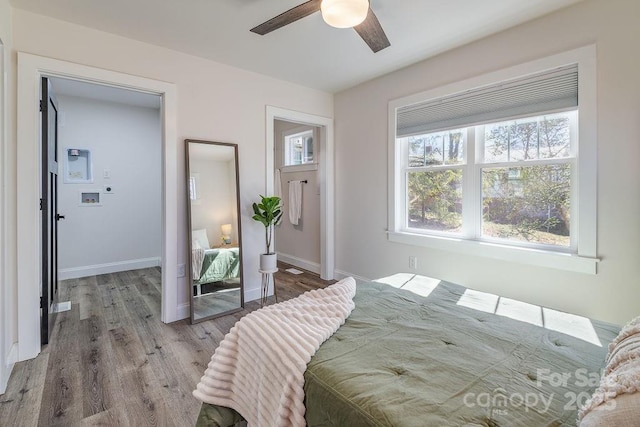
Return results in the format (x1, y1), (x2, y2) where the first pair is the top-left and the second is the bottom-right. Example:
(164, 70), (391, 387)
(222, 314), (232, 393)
(250, 0), (390, 53)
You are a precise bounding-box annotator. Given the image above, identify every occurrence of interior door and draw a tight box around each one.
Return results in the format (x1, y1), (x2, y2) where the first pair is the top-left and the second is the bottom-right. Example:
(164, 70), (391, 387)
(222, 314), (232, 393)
(41, 76), (62, 345)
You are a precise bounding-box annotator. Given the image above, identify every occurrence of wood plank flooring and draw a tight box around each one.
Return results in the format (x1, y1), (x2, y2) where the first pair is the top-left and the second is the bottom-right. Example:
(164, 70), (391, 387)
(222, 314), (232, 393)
(0, 262), (333, 426)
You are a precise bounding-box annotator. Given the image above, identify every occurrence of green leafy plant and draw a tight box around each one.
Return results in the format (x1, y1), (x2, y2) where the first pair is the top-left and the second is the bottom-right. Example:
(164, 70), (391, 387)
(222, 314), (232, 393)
(251, 195), (283, 254)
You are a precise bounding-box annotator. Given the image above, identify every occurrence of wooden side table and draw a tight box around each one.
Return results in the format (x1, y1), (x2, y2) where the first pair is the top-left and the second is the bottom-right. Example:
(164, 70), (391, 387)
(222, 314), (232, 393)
(259, 268), (278, 307)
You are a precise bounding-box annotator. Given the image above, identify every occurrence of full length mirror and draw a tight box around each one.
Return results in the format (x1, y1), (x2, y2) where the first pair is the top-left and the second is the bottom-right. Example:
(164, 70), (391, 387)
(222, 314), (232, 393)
(186, 139), (243, 323)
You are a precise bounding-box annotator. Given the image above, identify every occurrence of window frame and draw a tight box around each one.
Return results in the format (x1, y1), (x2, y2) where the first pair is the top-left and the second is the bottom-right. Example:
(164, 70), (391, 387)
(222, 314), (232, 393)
(282, 126), (317, 172)
(388, 46), (598, 274)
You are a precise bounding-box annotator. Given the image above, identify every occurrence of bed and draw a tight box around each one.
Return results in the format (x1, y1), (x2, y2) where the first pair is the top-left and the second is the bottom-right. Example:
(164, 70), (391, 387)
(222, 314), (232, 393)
(194, 247), (240, 286)
(191, 228), (240, 289)
(195, 274), (621, 426)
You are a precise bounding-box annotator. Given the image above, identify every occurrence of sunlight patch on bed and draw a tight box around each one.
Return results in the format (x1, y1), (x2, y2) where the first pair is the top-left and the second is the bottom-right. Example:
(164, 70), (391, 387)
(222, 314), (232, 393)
(456, 289), (499, 313)
(402, 275), (441, 297)
(374, 273), (416, 288)
(374, 274), (440, 298)
(543, 308), (602, 346)
(495, 297), (543, 327)
(456, 289), (601, 346)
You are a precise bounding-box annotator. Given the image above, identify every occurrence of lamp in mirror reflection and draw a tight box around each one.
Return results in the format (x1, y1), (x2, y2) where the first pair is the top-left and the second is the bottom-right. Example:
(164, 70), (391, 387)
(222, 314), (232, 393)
(221, 223), (232, 245)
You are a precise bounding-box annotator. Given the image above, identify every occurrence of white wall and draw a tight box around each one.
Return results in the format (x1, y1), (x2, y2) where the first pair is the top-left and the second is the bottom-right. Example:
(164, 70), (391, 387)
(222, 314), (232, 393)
(189, 158), (237, 246)
(334, 0), (640, 325)
(56, 94), (161, 278)
(8, 9), (333, 320)
(274, 120), (321, 270)
(0, 0), (15, 394)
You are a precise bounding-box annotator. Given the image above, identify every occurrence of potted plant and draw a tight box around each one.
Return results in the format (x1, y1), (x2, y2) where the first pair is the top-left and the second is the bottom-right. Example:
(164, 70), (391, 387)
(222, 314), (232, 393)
(252, 195), (283, 271)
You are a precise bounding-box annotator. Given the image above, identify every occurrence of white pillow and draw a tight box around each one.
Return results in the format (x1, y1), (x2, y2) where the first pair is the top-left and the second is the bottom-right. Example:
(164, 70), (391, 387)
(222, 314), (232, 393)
(192, 229), (210, 249)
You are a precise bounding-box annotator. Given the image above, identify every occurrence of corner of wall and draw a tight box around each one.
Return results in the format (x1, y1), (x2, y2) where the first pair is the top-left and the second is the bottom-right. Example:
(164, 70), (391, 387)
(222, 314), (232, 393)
(0, 0), (15, 395)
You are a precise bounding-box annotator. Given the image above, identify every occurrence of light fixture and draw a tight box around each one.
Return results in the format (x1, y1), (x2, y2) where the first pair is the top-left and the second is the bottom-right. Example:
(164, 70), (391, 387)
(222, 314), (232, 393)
(320, 0), (369, 29)
(221, 223), (232, 245)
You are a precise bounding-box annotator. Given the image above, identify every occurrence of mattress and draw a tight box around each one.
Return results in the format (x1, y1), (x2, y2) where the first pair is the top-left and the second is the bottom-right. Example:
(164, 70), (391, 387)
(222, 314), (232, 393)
(196, 275), (619, 426)
(195, 247), (240, 286)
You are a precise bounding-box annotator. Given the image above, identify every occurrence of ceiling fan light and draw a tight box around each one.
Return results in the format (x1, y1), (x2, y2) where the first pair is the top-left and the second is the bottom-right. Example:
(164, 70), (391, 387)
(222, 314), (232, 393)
(321, 0), (369, 29)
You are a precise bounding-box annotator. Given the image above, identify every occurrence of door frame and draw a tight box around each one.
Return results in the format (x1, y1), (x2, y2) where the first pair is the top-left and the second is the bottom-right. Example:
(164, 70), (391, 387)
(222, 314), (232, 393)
(40, 76), (60, 345)
(266, 106), (334, 280)
(17, 52), (178, 361)
(0, 37), (9, 394)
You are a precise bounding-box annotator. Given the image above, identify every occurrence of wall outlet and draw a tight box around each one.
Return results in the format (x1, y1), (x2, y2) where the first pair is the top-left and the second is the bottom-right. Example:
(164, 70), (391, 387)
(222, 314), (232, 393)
(409, 256), (418, 269)
(103, 185), (114, 194)
(177, 264), (185, 278)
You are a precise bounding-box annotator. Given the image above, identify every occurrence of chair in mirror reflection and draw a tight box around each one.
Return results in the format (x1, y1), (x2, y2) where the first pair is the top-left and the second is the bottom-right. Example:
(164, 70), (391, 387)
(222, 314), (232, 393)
(186, 140), (244, 323)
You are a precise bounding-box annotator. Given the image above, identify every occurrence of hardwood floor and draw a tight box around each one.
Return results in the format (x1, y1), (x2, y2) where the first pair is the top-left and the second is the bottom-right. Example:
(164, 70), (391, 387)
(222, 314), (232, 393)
(0, 262), (333, 426)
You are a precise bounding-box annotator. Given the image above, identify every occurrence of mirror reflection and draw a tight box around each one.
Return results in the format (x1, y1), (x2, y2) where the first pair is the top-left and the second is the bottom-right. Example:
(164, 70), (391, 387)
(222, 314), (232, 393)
(186, 140), (243, 323)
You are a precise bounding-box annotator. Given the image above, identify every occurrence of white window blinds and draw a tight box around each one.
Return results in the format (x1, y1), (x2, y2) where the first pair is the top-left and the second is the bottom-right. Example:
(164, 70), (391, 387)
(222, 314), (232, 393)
(396, 65), (578, 138)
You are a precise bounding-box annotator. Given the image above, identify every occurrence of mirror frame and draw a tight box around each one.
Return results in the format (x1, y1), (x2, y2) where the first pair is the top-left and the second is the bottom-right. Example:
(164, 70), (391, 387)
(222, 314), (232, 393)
(185, 139), (244, 324)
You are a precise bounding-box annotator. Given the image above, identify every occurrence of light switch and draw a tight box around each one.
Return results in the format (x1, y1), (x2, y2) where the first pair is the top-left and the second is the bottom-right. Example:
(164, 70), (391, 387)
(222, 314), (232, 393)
(103, 169), (111, 179)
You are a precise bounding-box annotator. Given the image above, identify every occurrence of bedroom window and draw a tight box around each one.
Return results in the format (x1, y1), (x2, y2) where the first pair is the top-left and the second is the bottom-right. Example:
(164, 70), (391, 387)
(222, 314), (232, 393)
(284, 129), (314, 166)
(388, 47), (598, 273)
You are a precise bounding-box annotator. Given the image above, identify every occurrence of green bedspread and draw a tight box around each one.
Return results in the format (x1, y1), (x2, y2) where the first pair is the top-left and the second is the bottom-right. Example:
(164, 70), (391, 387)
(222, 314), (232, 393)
(195, 247), (240, 286)
(196, 275), (620, 427)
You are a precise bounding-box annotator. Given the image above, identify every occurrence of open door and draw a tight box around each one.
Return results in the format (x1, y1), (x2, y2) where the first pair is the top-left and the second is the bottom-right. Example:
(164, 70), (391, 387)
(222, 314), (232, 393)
(41, 77), (63, 345)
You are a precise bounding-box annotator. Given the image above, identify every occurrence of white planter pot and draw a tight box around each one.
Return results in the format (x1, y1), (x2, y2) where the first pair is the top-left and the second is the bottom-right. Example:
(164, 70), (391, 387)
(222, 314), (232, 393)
(260, 253), (278, 271)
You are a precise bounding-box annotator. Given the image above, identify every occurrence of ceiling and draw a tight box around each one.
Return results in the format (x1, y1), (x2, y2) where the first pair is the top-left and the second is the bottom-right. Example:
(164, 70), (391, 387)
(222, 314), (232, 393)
(11, 0), (582, 93)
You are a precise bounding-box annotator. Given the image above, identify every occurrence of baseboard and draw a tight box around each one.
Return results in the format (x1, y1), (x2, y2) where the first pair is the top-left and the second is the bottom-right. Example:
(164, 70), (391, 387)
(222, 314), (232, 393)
(278, 253), (320, 275)
(0, 365), (9, 395)
(6, 343), (17, 365)
(59, 257), (162, 280)
(244, 286), (262, 303)
(0, 343), (18, 395)
(176, 302), (190, 320)
(333, 269), (371, 284)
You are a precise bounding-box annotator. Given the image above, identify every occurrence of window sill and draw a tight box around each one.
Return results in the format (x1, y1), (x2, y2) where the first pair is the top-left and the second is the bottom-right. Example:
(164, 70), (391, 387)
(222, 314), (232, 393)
(387, 231), (599, 275)
(281, 164), (318, 173)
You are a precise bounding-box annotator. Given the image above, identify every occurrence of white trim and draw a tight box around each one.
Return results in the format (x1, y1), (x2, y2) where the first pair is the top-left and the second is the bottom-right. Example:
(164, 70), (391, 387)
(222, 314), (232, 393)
(244, 286), (262, 303)
(0, 38), (8, 395)
(0, 345), (16, 395)
(58, 257), (162, 280)
(388, 231), (597, 274)
(388, 46), (598, 271)
(266, 106), (335, 281)
(333, 269), (371, 284)
(176, 302), (190, 320)
(277, 252), (320, 275)
(280, 164), (318, 173)
(17, 52), (179, 362)
(6, 343), (17, 365)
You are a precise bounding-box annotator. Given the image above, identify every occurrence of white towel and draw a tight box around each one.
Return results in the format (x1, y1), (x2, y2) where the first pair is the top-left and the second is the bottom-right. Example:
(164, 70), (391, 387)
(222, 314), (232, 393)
(274, 168), (282, 199)
(192, 245), (205, 280)
(289, 180), (302, 225)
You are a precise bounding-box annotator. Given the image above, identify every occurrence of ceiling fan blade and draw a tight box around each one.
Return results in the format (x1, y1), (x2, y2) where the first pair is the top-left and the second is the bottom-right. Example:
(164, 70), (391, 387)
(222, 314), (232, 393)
(354, 8), (390, 53)
(250, 0), (322, 35)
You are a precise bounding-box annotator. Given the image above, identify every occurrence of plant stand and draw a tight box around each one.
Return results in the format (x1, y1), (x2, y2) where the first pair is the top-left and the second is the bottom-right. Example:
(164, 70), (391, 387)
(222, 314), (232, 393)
(259, 268), (278, 307)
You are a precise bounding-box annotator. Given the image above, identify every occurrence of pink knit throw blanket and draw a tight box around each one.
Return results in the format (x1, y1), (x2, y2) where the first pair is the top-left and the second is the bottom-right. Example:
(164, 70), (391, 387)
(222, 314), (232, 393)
(193, 277), (357, 426)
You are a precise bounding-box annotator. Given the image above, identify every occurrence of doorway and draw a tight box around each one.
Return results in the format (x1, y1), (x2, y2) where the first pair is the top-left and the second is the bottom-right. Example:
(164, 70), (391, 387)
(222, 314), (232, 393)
(273, 120), (322, 274)
(17, 53), (178, 361)
(266, 106), (334, 281)
(43, 76), (163, 340)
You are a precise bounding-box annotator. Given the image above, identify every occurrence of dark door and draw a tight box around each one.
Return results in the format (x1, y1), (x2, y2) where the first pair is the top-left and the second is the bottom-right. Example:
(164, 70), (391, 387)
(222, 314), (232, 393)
(41, 77), (62, 345)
